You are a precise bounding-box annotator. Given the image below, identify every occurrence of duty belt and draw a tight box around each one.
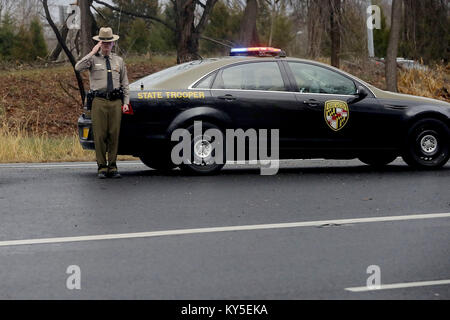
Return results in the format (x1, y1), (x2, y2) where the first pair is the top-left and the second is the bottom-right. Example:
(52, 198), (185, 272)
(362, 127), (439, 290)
(91, 88), (123, 101)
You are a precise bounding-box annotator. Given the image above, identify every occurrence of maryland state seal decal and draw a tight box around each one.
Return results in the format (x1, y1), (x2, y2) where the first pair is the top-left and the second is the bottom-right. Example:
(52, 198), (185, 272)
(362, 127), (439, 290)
(324, 100), (350, 131)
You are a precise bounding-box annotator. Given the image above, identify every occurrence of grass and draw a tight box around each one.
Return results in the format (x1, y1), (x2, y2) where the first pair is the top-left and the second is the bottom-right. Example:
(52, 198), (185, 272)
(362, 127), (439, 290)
(0, 121), (137, 163)
(398, 63), (450, 100)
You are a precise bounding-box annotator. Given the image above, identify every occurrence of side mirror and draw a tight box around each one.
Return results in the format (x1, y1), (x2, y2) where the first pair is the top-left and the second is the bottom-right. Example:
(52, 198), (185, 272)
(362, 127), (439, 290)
(348, 86), (369, 104)
(357, 86), (369, 99)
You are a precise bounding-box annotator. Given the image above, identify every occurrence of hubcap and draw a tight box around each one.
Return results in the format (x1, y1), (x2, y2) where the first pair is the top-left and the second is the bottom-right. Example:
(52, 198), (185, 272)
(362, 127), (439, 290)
(193, 137), (213, 165)
(420, 134), (438, 155)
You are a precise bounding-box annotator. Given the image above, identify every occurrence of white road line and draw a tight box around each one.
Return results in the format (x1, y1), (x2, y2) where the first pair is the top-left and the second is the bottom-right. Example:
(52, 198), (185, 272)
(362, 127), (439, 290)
(0, 212), (449, 248)
(345, 279), (450, 292)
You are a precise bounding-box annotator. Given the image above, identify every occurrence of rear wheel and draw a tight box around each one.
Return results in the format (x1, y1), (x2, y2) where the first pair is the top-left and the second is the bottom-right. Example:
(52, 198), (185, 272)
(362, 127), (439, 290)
(180, 122), (225, 175)
(401, 118), (449, 169)
(358, 152), (398, 167)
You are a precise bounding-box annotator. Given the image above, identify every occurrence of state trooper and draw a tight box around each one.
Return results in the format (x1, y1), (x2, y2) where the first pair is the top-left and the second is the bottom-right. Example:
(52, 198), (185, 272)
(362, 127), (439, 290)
(75, 27), (129, 179)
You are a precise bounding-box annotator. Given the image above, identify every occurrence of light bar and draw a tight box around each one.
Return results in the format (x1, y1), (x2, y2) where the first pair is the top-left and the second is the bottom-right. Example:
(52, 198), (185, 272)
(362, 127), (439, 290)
(230, 47), (282, 56)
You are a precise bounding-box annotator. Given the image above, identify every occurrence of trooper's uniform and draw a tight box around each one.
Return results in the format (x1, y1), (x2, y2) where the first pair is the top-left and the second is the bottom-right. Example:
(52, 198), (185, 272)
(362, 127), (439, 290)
(75, 29), (129, 177)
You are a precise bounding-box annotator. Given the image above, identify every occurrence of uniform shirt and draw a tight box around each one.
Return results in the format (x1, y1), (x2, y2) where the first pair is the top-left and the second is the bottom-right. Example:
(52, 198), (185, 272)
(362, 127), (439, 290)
(75, 52), (130, 105)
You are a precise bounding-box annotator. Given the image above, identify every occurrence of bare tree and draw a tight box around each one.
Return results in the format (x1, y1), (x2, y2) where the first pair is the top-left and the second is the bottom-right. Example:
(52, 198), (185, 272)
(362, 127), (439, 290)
(42, 0), (86, 106)
(94, 0), (219, 63)
(265, 0), (282, 47)
(307, 0), (328, 58)
(239, 0), (259, 46)
(0, 0), (15, 23)
(1, 0), (43, 25)
(330, 0), (341, 68)
(79, 0), (96, 57)
(49, 16), (70, 61)
(385, 0), (403, 92)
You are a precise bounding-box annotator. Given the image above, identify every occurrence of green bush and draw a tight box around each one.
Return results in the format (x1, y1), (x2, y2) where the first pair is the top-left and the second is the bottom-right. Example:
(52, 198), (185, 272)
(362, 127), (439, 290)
(0, 16), (47, 62)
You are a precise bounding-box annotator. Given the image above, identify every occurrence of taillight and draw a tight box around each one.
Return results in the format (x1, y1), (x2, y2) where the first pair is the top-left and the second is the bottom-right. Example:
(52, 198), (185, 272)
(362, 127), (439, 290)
(122, 103), (134, 115)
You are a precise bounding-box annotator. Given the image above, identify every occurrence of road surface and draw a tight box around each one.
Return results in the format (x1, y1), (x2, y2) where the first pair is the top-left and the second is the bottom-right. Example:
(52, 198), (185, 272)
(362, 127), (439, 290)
(0, 159), (449, 299)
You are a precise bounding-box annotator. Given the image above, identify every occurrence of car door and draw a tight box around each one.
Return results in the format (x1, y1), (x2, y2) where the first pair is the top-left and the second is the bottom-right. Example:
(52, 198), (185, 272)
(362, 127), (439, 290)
(283, 61), (401, 150)
(210, 61), (299, 148)
(280, 61), (361, 149)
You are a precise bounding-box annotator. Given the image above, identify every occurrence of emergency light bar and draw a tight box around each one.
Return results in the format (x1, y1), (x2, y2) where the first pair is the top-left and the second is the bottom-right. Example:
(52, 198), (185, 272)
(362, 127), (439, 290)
(230, 47), (285, 57)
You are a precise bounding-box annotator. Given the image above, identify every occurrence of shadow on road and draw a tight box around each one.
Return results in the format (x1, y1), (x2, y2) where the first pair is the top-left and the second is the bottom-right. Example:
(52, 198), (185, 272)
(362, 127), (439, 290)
(120, 164), (450, 178)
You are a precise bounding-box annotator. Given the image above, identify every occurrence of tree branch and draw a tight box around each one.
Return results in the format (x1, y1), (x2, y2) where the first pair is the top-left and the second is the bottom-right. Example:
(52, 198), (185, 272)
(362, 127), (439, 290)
(195, 0), (218, 34)
(196, 0), (206, 9)
(41, 0), (86, 106)
(200, 35), (233, 48)
(91, 5), (106, 21)
(93, 0), (176, 32)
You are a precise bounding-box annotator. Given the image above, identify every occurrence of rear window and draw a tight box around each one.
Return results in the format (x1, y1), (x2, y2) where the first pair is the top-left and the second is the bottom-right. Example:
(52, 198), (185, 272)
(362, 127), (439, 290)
(130, 59), (208, 89)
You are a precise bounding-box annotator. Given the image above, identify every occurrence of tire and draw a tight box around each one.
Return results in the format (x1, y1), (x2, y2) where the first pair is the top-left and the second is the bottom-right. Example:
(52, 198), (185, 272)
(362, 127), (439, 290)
(180, 122), (225, 175)
(139, 152), (176, 171)
(401, 118), (450, 169)
(358, 152), (398, 167)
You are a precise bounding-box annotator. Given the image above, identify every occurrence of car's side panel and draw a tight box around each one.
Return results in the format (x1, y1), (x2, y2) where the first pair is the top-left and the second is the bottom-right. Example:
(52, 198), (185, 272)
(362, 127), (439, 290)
(119, 90), (215, 155)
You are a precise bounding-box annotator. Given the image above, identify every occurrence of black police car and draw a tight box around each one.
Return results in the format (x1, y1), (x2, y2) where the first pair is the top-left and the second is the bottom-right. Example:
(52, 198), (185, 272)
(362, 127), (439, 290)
(78, 47), (450, 174)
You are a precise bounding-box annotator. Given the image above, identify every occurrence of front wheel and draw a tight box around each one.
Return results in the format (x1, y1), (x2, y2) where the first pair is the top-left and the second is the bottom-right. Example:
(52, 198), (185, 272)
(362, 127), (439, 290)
(401, 118), (449, 169)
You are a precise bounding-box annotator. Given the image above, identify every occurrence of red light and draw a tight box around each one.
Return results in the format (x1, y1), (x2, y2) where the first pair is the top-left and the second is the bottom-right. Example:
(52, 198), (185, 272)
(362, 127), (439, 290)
(230, 47), (282, 56)
(122, 103), (134, 115)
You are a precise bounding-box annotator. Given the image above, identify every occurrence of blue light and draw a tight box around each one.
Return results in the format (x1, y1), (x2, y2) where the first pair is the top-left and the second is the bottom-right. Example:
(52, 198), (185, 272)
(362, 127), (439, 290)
(230, 48), (248, 53)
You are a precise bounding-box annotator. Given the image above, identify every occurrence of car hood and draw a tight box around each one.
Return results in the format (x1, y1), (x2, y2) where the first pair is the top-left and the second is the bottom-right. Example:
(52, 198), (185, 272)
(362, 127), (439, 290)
(369, 85), (450, 108)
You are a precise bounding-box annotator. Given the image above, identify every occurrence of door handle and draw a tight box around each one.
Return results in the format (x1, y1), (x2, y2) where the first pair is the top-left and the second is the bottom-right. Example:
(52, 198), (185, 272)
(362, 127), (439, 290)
(304, 99), (320, 107)
(217, 94), (236, 101)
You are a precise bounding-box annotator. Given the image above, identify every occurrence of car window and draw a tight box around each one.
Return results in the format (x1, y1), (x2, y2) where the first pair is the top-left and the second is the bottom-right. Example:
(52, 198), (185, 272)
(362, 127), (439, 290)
(288, 62), (357, 95)
(213, 62), (287, 91)
(193, 71), (216, 88)
(131, 59), (206, 89)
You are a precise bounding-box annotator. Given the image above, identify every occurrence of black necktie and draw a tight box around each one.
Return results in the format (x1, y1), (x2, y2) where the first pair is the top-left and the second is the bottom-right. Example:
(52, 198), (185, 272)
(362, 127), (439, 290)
(105, 56), (113, 93)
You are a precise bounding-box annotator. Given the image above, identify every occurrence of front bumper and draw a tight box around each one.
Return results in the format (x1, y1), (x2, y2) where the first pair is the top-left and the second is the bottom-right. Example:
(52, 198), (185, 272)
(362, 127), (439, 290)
(77, 114), (95, 150)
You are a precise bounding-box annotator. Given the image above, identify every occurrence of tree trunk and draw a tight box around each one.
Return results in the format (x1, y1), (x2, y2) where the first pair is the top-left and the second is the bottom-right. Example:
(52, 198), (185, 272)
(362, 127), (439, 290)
(385, 0), (403, 92)
(43, 0), (86, 106)
(174, 0), (197, 63)
(49, 22), (69, 61)
(239, 0), (259, 47)
(330, 0), (341, 68)
(92, 0), (217, 64)
(79, 0), (94, 57)
(307, 1), (326, 58)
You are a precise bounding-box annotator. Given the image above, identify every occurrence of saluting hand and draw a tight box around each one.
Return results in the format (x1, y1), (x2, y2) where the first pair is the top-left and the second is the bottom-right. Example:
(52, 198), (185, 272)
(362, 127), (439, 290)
(90, 41), (102, 55)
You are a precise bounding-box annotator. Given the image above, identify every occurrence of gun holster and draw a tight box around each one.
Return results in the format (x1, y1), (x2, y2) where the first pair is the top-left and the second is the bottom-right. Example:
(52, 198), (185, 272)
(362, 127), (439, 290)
(85, 91), (95, 111)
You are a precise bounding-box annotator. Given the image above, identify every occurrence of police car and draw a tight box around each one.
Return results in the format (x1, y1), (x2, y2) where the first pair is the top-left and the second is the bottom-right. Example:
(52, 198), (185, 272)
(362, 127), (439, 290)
(78, 47), (450, 174)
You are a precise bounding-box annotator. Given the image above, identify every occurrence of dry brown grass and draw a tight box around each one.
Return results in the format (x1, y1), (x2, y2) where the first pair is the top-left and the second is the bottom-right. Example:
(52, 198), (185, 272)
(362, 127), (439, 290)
(0, 122), (137, 163)
(398, 63), (450, 101)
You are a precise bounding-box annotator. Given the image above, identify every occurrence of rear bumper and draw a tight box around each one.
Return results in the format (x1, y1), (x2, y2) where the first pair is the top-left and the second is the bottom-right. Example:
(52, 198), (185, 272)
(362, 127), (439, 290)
(77, 114), (95, 150)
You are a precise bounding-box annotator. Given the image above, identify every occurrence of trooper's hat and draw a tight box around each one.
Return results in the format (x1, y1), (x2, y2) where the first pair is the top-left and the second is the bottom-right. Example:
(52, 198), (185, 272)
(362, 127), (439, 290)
(93, 27), (120, 42)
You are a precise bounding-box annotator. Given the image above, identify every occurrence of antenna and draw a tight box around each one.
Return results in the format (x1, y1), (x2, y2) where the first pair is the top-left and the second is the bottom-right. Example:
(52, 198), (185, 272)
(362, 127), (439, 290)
(116, 5), (122, 54)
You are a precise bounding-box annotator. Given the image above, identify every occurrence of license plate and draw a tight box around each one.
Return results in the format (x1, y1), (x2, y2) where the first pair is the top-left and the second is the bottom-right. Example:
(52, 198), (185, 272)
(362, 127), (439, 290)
(82, 127), (89, 139)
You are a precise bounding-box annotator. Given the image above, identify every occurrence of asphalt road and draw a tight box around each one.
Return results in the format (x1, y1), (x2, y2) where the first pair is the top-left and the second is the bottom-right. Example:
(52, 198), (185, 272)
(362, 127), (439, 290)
(0, 159), (449, 300)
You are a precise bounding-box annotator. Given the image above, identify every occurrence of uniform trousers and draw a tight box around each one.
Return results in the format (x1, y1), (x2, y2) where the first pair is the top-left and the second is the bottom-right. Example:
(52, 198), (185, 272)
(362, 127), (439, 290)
(91, 97), (122, 172)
